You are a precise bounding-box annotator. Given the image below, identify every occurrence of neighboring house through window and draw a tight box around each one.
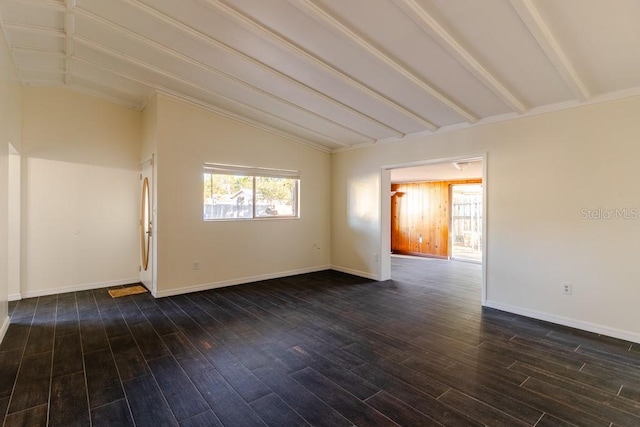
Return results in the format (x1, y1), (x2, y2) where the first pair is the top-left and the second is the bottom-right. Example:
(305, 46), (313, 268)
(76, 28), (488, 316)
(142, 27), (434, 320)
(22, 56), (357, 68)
(203, 163), (300, 220)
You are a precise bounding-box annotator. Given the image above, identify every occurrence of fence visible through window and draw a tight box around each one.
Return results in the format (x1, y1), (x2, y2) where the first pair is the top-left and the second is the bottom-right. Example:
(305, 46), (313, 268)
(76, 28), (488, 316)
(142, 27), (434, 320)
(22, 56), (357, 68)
(451, 184), (482, 262)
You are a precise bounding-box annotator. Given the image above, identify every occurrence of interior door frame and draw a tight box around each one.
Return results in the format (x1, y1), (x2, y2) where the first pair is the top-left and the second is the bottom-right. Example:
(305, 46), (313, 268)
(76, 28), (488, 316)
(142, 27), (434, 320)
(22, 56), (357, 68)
(380, 152), (488, 305)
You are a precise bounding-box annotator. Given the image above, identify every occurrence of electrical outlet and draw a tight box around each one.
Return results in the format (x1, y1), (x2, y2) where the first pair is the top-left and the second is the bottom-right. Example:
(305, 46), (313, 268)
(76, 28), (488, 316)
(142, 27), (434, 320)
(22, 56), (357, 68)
(562, 282), (572, 295)
(193, 261), (200, 271)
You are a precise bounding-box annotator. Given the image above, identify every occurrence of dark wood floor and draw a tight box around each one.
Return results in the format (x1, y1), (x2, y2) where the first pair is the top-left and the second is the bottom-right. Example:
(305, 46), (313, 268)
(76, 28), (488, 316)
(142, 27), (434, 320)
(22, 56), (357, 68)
(1, 257), (640, 426)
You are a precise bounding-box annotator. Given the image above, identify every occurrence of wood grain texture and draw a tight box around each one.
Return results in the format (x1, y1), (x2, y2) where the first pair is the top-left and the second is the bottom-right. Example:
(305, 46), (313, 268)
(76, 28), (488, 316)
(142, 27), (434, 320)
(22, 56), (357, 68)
(0, 258), (639, 426)
(392, 179), (480, 257)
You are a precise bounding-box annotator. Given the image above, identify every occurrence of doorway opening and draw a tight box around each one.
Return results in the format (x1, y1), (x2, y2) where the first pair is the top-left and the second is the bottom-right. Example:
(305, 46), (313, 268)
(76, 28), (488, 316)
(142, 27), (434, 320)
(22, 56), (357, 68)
(380, 154), (487, 304)
(451, 183), (483, 262)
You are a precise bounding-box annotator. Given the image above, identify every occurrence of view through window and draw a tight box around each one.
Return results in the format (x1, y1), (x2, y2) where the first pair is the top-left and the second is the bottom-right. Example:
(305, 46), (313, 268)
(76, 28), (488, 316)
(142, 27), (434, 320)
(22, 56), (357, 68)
(203, 164), (299, 220)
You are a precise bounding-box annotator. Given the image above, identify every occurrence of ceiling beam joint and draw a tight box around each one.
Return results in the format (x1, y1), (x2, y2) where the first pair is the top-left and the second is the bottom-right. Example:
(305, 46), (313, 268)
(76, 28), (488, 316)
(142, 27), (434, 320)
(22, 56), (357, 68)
(509, 0), (589, 101)
(201, 0), (438, 131)
(391, 0), (526, 114)
(288, 0), (478, 123)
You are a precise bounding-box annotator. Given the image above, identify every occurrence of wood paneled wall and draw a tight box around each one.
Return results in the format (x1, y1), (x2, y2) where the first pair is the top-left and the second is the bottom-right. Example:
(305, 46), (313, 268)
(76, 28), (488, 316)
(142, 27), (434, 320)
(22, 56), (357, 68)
(391, 179), (481, 258)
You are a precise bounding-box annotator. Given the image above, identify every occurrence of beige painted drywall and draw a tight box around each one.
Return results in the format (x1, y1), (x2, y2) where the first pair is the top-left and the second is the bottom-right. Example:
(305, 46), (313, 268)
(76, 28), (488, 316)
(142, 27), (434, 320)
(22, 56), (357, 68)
(153, 94), (331, 296)
(21, 87), (142, 297)
(0, 29), (21, 335)
(331, 96), (640, 342)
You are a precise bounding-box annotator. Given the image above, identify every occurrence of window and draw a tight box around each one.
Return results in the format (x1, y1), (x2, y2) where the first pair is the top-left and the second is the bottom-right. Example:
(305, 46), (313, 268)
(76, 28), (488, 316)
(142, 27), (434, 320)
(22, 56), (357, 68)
(203, 163), (299, 220)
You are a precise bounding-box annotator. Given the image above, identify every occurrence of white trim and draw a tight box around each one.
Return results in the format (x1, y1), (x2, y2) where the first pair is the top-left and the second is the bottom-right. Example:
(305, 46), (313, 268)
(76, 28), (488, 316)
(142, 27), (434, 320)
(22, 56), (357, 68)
(153, 265), (332, 298)
(484, 300), (640, 345)
(20, 277), (139, 299)
(8, 293), (22, 302)
(481, 155), (488, 306)
(0, 316), (10, 345)
(330, 265), (380, 281)
(379, 152), (488, 303)
(336, 91), (640, 154)
(7, 0), (65, 11)
(3, 22), (65, 38)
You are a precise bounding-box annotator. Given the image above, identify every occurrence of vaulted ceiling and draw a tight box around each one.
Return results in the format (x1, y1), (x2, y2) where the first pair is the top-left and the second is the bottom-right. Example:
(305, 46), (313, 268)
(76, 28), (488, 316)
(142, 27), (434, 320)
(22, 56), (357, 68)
(1, 0), (639, 152)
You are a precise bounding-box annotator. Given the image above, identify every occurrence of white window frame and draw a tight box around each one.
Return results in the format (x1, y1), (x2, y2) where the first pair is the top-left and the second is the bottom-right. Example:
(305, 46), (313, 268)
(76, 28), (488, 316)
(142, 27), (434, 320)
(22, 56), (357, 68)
(203, 163), (300, 221)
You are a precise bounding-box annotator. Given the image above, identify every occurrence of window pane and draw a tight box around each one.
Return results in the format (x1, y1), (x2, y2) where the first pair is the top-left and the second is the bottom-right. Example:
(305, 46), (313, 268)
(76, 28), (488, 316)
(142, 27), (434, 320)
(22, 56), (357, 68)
(255, 176), (297, 217)
(204, 173), (254, 219)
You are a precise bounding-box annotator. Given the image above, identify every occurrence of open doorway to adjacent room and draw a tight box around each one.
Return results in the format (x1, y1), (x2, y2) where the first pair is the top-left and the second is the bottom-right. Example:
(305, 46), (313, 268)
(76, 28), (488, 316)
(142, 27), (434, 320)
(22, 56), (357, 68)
(381, 155), (486, 303)
(450, 183), (483, 262)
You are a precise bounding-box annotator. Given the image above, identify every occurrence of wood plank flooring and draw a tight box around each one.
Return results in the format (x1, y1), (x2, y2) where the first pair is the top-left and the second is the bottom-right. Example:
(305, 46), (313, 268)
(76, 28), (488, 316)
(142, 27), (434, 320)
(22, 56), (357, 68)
(1, 257), (640, 426)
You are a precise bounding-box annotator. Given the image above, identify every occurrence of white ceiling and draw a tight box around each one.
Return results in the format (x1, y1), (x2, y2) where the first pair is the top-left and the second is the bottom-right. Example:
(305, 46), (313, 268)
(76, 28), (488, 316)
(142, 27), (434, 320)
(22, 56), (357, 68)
(2, 0), (639, 152)
(390, 159), (482, 183)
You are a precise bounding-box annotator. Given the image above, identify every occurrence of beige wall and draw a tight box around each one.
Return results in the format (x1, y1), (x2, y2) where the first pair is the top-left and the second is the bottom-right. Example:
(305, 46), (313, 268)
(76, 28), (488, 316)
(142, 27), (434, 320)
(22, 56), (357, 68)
(153, 94), (331, 296)
(21, 87), (141, 297)
(332, 96), (640, 342)
(0, 29), (22, 337)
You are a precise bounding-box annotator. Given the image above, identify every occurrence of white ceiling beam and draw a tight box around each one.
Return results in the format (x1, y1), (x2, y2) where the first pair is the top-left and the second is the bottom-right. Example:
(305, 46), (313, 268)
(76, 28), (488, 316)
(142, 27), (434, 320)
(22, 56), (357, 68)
(3, 0), (66, 12)
(200, 0), (438, 131)
(83, 4), (392, 141)
(75, 11), (375, 144)
(288, 0), (478, 123)
(63, 0), (76, 85)
(391, 0), (526, 114)
(509, 0), (589, 101)
(74, 38), (353, 148)
(13, 46), (65, 57)
(17, 67), (62, 75)
(3, 22), (65, 37)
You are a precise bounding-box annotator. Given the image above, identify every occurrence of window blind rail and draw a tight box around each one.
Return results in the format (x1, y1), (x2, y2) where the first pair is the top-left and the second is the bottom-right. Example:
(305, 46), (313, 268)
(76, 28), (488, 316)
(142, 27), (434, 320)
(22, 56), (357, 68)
(204, 163), (299, 179)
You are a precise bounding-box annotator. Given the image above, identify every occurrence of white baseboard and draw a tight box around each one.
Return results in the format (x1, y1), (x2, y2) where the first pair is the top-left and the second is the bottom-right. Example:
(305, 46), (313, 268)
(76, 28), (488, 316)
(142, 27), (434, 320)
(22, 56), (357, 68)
(154, 265), (331, 298)
(484, 300), (640, 344)
(8, 293), (21, 302)
(21, 277), (140, 299)
(0, 316), (10, 345)
(330, 265), (380, 281)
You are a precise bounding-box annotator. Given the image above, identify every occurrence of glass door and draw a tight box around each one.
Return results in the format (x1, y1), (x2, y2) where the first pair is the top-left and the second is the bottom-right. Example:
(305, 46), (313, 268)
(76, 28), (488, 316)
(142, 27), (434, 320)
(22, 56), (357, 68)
(451, 184), (482, 262)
